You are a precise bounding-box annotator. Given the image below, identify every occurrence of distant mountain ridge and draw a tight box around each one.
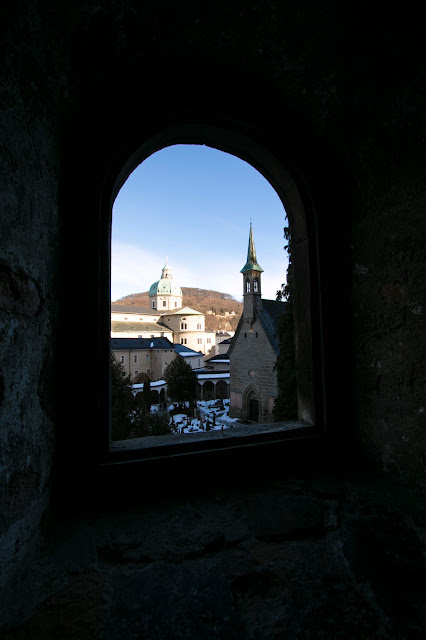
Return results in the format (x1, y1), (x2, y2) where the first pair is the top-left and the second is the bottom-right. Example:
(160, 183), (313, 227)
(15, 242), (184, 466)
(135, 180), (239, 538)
(112, 287), (243, 332)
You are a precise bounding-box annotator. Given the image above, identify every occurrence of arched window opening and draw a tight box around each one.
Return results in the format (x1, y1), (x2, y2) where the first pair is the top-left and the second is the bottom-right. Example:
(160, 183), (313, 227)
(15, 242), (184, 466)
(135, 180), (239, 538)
(107, 126), (321, 455)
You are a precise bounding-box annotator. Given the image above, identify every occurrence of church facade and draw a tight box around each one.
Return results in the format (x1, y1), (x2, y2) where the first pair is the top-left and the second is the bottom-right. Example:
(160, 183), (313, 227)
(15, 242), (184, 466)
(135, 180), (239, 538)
(228, 225), (287, 423)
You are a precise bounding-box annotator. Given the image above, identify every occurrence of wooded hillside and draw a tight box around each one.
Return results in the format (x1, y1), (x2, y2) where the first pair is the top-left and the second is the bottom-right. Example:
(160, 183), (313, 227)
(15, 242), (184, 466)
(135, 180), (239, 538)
(112, 288), (243, 332)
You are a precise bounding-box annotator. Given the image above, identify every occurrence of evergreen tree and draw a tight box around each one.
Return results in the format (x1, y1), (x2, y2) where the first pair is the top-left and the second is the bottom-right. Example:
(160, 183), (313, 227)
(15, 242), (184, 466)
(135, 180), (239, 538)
(163, 355), (197, 410)
(274, 225), (298, 421)
(110, 351), (134, 440)
(149, 411), (173, 436)
(143, 378), (152, 413)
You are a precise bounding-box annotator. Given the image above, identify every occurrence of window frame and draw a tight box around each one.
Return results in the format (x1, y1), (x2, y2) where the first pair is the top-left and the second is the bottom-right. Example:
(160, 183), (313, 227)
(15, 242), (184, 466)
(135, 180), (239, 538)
(100, 122), (325, 465)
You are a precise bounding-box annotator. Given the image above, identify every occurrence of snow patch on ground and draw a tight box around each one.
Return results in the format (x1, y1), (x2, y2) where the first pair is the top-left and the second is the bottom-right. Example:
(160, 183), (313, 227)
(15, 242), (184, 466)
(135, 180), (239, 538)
(166, 399), (239, 434)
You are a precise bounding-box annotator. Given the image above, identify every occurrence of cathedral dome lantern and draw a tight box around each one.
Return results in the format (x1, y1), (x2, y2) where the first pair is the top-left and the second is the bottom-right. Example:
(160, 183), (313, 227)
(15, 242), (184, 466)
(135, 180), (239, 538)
(149, 258), (183, 311)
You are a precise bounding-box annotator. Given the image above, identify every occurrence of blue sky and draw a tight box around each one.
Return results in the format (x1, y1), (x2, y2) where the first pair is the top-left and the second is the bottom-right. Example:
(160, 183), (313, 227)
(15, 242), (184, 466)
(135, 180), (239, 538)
(111, 145), (288, 303)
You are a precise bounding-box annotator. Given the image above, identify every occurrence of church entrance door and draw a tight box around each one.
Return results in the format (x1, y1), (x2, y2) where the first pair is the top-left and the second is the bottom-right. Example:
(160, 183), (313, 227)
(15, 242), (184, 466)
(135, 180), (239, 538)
(248, 397), (259, 422)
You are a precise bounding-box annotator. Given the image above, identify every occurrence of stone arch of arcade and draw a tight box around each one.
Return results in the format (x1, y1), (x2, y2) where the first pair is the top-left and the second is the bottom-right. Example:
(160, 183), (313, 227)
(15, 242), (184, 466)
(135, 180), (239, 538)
(197, 376), (230, 401)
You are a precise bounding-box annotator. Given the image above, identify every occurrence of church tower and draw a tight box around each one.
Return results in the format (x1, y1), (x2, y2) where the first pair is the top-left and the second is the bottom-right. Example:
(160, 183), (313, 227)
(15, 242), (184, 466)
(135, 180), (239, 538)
(241, 223), (263, 324)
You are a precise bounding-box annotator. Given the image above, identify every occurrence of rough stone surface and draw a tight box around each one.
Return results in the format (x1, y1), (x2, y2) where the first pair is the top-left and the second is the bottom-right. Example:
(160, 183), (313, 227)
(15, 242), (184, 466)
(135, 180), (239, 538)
(2, 472), (426, 639)
(0, 1), (425, 637)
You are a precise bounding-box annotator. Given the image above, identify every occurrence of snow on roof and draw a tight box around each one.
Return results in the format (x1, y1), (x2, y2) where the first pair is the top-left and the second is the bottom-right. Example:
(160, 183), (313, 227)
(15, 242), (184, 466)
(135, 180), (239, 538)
(196, 373), (230, 379)
(174, 344), (204, 357)
(132, 379), (166, 390)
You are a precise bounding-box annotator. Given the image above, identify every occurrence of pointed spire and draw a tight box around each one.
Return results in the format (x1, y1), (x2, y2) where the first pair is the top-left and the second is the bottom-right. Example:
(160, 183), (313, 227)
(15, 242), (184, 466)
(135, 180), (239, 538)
(241, 222), (264, 273)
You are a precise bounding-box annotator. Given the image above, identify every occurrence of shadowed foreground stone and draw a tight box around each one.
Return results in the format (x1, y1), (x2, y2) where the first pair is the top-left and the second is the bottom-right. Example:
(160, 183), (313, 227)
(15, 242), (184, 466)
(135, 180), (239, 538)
(3, 474), (425, 639)
(0, 265), (40, 316)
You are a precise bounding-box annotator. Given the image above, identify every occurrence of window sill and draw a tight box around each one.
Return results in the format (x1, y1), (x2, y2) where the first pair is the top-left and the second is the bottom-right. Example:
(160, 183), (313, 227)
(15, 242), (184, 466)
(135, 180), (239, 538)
(105, 421), (322, 464)
(92, 422), (327, 507)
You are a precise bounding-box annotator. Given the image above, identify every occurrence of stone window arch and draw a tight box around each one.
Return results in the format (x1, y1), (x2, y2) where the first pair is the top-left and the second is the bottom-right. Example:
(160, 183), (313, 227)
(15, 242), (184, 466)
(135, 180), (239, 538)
(216, 379), (229, 400)
(104, 122), (323, 453)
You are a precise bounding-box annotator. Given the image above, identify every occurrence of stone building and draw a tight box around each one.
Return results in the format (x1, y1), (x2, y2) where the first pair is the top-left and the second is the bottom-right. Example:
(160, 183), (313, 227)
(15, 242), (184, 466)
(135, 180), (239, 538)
(173, 343), (205, 371)
(111, 261), (216, 354)
(1, 4), (426, 638)
(229, 224), (287, 422)
(161, 306), (215, 355)
(111, 305), (174, 339)
(111, 337), (177, 381)
(205, 353), (230, 372)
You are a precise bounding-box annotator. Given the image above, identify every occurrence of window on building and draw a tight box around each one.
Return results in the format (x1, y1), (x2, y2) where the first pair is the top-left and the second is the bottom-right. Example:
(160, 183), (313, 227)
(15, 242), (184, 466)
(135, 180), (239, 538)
(197, 338), (202, 344)
(254, 279), (258, 292)
(207, 338), (211, 344)
(133, 355), (138, 363)
(197, 323), (201, 329)
(246, 279), (251, 293)
(163, 300), (166, 307)
(152, 301), (155, 308)
(134, 370), (139, 375)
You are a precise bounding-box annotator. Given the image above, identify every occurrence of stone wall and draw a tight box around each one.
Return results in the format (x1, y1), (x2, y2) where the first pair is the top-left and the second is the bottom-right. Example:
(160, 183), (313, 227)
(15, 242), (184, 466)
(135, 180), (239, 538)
(0, 4), (64, 626)
(230, 317), (278, 421)
(0, 0), (425, 634)
(3, 468), (426, 639)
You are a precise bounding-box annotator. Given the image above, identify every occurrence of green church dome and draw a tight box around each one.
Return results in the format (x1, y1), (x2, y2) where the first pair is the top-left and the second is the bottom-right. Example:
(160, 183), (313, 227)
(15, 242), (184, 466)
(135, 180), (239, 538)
(149, 278), (182, 297)
(149, 259), (182, 298)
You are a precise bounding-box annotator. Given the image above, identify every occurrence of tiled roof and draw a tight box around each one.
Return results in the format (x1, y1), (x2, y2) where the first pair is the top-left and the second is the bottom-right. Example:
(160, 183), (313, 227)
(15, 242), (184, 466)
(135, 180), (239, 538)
(256, 299), (288, 354)
(111, 304), (158, 315)
(206, 354), (230, 362)
(111, 321), (173, 333)
(166, 307), (203, 316)
(111, 337), (175, 350)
